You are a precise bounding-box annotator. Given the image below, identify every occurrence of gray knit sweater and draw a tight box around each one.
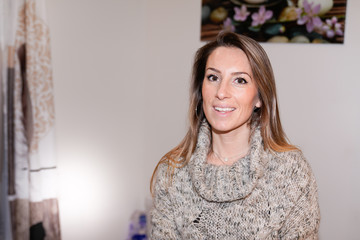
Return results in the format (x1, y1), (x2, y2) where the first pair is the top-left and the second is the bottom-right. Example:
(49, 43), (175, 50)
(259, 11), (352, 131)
(150, 122), (320, 239)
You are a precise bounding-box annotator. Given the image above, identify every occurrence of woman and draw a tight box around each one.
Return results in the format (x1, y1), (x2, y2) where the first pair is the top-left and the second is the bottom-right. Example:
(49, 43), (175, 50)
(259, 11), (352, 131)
(150, 32), (320, 239)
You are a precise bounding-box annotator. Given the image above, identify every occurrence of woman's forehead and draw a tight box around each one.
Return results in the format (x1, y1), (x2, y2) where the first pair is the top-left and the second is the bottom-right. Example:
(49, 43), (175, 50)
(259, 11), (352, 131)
(206, 47), (252, 73)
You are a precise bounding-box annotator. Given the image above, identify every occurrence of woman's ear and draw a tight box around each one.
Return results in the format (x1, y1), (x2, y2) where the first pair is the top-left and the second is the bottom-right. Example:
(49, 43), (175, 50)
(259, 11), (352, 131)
(255, 98), (261, 109)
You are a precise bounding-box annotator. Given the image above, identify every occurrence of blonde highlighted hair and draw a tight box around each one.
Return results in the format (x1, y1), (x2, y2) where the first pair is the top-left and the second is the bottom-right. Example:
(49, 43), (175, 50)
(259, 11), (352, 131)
(150, 31), (297, 194)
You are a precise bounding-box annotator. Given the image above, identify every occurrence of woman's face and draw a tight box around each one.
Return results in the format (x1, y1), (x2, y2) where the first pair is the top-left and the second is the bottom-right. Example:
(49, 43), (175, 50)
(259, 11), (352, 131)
(202, 46), (261, 134)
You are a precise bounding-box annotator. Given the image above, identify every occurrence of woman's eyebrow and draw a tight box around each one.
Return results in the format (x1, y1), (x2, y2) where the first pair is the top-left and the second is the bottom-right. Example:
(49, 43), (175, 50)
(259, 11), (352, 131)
(206, 67), (221, 73)
(231, 72), (252, 79)
(206, 67), (252, 79)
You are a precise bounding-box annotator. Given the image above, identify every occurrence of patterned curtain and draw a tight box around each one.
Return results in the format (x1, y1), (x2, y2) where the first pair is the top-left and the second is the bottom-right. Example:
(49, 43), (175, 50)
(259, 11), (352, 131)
(0, 0), (61, 239)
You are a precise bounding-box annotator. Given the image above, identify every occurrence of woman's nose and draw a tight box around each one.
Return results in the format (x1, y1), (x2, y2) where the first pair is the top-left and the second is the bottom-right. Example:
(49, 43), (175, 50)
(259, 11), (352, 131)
(216, 80), (230, 100)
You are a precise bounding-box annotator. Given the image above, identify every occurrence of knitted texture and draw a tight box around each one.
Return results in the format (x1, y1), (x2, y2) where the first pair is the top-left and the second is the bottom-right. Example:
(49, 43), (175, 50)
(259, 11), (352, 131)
(150, 122), (320, 239)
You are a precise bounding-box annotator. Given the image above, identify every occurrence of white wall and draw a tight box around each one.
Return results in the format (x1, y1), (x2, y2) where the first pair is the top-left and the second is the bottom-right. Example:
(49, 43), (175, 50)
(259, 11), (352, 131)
(47, 0), (360, 239)
(47, 1), (147, 239)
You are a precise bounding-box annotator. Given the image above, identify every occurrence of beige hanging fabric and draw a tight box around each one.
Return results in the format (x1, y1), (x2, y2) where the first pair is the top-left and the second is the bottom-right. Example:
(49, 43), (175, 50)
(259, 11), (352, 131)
(1, 0), (61, 239)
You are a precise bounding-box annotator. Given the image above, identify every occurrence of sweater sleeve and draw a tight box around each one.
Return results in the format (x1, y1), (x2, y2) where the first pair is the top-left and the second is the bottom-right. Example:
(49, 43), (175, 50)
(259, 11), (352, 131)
(278, 153), (321, 240)
(149, 164), (181, 240)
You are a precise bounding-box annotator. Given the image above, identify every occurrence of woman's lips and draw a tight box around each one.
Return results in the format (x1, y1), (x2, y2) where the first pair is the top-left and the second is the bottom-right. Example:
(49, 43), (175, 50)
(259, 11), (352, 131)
(214, 106), (236, 113)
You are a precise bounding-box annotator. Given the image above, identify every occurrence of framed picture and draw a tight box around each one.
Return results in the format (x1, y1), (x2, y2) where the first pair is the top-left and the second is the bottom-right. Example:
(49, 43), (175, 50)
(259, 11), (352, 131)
(201, 0), (347, 43)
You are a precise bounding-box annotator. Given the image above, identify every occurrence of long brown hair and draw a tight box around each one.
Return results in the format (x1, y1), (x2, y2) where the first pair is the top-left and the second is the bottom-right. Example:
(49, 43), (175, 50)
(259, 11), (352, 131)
(150, 31), (297, 193)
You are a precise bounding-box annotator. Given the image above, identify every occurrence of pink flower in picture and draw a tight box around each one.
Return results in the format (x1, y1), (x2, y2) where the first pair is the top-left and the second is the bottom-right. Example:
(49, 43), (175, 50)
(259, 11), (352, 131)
(251, 6), (273, 27)
(223, 17), (235, 32)
(234, 5), (250, 22)
(322, 16), (343, 38)
(296, 0), (323, 32)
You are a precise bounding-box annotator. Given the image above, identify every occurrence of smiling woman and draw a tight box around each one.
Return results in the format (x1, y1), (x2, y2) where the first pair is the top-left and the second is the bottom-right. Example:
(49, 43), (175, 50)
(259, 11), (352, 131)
(150, 31), (320, 239)
(202, 47), (261, 166)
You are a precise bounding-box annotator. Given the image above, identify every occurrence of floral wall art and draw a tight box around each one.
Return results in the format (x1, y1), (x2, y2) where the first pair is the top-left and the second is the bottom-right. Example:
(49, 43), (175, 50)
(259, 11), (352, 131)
(201, 0), (347, 43)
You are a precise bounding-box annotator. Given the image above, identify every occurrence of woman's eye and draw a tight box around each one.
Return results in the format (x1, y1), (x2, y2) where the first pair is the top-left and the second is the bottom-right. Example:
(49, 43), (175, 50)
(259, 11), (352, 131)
(207, 74), (218, 82)
(234, 77), (248, 84)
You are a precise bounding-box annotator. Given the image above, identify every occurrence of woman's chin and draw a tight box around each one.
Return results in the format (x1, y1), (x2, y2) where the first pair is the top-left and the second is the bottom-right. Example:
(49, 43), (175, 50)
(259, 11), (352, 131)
(210, 124), (237, 134)
(209, 120), (251, 135)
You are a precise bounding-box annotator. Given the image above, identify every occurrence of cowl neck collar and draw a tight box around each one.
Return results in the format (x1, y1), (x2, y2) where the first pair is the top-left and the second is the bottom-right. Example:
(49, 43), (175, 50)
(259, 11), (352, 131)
(189, 121), (268, 202)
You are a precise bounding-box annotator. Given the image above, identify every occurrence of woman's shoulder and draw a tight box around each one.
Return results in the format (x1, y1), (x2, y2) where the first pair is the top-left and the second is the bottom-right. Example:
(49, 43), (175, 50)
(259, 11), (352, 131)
(153, 159), (191, 190)
(269, 149), (316, 186)
(155, 158), (189, 175)
(272, 149), (309, 168)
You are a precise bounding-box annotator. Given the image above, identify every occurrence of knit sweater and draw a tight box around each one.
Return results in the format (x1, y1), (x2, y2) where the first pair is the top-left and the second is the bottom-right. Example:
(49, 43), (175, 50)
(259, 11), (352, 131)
(150, 122), (320, 239)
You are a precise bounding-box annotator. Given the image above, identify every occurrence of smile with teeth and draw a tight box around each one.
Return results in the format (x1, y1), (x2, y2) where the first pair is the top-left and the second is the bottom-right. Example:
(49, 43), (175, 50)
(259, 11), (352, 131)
(214, 107), (235, 112)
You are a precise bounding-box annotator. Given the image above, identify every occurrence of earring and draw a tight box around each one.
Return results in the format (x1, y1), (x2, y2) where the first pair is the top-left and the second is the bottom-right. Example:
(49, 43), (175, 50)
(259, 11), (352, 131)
(195, 102), (202, 118)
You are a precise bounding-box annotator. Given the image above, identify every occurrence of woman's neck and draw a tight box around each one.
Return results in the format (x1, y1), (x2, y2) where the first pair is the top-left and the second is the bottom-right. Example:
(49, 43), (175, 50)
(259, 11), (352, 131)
(210, 125), (251, 165)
